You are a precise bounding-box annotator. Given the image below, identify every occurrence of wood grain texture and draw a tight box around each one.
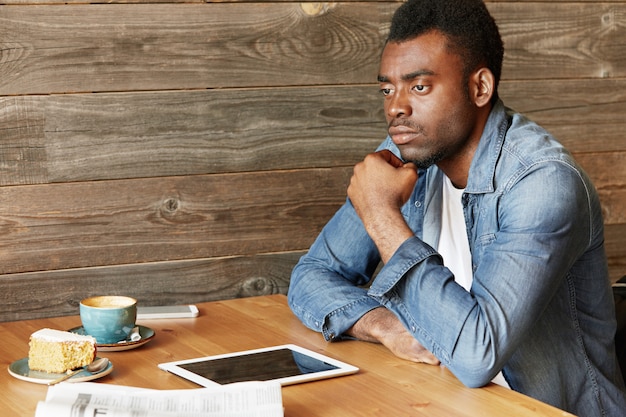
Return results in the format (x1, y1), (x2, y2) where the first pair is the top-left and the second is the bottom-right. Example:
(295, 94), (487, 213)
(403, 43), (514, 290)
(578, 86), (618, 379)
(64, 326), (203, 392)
(0, 3), (624, 95)
(2, 0), (625, 4)
(0, 252), (301, 322)
(492, 2), (626, 80)
(0, 87), (386, 185)
(0, 3), (392, 95)
(606, 224), (626, 284)
(0, 167), (350, 276)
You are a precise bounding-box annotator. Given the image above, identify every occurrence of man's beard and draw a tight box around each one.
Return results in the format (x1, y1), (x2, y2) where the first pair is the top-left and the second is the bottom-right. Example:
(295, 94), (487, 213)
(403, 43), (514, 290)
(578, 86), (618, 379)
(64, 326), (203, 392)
(401, 147), (446, 170)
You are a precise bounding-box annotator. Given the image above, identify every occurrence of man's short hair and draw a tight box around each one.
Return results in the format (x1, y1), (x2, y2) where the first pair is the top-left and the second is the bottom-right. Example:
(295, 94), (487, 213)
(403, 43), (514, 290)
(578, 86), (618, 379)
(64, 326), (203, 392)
(387, 0), (504, 102)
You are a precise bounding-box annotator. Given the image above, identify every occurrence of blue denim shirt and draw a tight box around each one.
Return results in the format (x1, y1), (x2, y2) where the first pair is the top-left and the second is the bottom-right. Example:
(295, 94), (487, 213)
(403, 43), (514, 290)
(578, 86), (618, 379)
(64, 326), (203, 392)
(288, 101), (626, 416)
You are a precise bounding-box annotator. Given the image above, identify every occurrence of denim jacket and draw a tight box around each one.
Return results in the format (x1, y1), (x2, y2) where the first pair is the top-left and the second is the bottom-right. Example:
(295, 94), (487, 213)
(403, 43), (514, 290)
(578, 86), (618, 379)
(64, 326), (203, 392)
(288, 101), (626, 416)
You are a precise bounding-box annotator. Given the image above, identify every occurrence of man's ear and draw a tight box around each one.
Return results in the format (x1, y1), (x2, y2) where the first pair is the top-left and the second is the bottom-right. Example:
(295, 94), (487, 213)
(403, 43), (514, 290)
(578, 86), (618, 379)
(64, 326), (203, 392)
(470, 68), (495, 108)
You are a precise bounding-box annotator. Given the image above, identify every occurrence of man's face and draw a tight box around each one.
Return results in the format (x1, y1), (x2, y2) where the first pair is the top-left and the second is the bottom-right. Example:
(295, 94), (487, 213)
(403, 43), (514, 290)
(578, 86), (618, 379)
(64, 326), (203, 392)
(378, 31), (479, 169)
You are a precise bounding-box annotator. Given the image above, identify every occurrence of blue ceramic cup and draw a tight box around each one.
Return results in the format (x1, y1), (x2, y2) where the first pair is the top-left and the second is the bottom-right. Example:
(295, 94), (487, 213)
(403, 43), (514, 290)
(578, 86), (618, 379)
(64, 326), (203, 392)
(80, 296), (137, 344)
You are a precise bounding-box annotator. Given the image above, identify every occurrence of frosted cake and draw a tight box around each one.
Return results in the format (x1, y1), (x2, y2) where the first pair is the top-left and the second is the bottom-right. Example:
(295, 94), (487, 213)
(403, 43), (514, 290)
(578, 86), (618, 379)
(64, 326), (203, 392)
(28, 328), (96, 373)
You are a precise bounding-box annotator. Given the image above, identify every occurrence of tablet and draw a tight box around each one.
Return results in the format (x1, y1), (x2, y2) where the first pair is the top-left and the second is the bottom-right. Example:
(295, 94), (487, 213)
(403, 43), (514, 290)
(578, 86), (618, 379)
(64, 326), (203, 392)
(158, 344), (359, 386)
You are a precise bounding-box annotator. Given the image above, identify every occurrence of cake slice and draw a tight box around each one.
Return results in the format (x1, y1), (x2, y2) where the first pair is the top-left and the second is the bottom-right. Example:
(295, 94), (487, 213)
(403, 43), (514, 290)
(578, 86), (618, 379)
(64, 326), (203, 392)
(28, 328), (96, 373)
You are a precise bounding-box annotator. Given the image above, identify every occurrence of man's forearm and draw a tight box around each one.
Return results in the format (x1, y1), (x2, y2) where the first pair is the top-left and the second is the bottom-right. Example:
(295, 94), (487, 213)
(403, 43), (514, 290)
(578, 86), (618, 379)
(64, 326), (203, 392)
(362, 209), (414, 264)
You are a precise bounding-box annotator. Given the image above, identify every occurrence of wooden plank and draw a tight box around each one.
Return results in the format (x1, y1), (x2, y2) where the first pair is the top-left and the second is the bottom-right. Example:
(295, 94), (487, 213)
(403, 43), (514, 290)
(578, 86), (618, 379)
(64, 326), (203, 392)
(606, 224), (626, 284)
(1, 79), (624, 186)
(0, 87), (385, 185)
(490, 2), (626, 80)
(0, 252), (302, 322)
(0, 3), (392, 95)
(491, 0), (624, 2)
(0, 97), (49, 185)
(1, 3), (624, 95)
(1, 0), (391, 4)
(0, 167), (350, 275)
(2, 0), (624, 5)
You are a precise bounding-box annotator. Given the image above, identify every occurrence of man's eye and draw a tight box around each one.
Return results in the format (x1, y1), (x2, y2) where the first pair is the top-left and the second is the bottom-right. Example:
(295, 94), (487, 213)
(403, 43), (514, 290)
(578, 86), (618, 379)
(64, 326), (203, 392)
(413, 84), (426, 92)
(380, 88), (392, 96)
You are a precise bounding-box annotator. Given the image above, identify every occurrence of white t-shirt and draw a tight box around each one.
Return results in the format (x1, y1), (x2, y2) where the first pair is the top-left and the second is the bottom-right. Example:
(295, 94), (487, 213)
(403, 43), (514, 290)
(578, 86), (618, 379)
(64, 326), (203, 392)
(438, 175), (510, 389)
(438, 175), (472, 291)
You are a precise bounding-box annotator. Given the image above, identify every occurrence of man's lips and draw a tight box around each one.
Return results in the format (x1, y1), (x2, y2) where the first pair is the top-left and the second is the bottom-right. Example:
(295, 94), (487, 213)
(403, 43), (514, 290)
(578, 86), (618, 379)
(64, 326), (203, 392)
(389, 126), (420, 145)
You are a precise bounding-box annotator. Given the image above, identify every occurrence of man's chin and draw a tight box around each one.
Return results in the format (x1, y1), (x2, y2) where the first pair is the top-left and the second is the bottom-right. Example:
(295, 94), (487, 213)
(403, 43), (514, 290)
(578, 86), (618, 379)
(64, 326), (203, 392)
(399, 154), (439, 170)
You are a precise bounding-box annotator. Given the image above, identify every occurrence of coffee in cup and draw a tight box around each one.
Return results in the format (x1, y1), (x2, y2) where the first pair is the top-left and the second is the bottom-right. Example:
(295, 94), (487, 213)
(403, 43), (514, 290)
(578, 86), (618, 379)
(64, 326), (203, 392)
(80, 296), (137, 344)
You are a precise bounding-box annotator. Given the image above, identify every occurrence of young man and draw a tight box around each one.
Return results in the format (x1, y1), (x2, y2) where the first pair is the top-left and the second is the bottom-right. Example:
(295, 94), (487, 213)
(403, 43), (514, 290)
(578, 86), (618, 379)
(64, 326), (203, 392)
(288, 0), (626, 415)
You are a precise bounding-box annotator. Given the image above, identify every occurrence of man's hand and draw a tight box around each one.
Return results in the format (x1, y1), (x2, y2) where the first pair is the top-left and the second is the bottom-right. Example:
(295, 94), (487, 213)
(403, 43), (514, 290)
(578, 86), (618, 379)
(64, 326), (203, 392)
(347, 307), (440, 365)
(348, 150), (418, 263)
(348, 150), (417, 214)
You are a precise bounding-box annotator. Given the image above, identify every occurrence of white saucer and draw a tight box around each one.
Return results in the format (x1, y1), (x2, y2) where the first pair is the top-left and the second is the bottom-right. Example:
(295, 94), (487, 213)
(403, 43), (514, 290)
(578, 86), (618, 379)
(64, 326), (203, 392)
(8, 356), (113, 385)
(68, 325), (155, 352)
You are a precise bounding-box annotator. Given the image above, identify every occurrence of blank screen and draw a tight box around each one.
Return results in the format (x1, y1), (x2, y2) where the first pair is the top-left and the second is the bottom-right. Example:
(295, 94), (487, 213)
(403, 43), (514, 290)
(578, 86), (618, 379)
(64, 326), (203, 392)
(178, 348), (339, 385)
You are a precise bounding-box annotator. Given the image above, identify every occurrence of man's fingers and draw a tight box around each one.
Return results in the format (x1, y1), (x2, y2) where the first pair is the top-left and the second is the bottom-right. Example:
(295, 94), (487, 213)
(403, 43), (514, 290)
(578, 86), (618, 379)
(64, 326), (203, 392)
(376, 149), (405, 168)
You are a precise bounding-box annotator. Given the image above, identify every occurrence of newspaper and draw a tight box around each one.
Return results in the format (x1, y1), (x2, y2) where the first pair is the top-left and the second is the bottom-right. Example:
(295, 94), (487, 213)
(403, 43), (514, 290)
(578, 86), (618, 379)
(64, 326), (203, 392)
(35, 380), (284, 417)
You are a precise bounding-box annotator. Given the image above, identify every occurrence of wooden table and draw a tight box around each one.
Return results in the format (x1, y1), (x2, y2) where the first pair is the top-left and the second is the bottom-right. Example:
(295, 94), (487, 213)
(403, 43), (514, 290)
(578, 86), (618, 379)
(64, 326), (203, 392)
(1, 295), (573, 416)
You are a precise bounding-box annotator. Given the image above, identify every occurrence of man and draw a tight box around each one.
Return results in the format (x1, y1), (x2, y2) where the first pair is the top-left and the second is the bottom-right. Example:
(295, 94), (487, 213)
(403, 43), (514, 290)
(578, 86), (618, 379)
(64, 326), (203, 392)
(288, 0), (626, 415)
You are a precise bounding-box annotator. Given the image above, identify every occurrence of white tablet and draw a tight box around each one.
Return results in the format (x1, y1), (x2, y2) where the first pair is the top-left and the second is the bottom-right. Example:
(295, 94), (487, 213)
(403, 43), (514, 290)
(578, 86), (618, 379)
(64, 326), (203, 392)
(158, 344), (359, 387)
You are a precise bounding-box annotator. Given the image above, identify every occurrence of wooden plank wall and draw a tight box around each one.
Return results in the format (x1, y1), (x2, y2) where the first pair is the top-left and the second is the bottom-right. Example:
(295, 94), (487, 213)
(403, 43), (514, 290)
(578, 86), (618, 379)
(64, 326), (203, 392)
(0, 0), (624, 321)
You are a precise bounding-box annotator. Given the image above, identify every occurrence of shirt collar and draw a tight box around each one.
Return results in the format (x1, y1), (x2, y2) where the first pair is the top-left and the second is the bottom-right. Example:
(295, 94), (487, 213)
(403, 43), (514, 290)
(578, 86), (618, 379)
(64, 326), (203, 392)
(464, 99), (511, 194)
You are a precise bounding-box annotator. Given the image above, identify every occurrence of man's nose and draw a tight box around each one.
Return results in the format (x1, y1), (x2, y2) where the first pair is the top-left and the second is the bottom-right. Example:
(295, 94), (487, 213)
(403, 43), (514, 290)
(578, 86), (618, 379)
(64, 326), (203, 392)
(387, 90), (412, 118)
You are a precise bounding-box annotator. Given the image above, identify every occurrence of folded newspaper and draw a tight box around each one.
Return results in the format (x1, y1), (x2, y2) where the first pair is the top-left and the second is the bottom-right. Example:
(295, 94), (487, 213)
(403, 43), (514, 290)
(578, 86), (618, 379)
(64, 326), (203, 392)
(35, 380), (284, 417)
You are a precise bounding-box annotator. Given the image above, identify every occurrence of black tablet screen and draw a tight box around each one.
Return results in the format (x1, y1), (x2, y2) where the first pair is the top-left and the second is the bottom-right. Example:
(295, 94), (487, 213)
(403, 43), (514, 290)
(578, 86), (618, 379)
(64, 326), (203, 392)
(178, 348), (339, 385)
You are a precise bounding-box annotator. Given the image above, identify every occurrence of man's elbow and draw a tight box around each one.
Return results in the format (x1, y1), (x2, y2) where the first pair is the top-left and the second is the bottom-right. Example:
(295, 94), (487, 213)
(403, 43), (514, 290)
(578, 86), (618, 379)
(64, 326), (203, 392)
(448, 360), (503, 388)
(457, 373), (493, 388)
